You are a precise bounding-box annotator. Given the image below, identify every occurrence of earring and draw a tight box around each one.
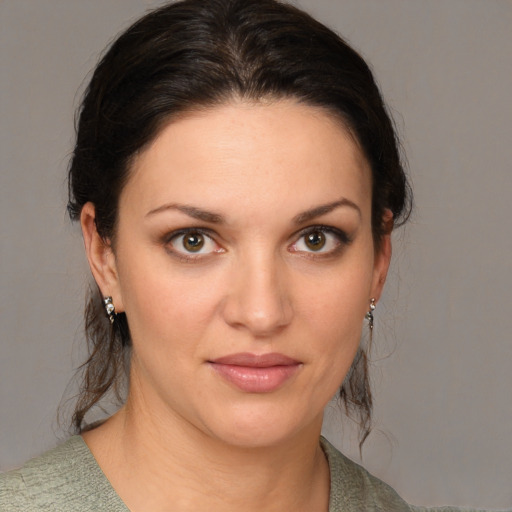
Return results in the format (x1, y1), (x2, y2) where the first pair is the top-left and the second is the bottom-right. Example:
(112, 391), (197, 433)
(365, 298), (376, 331)
(103, 296), (116, 324)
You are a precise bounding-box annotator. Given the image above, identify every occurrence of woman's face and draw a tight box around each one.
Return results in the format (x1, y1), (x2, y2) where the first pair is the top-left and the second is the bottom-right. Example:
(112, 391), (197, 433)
(86, 100), (390, 447)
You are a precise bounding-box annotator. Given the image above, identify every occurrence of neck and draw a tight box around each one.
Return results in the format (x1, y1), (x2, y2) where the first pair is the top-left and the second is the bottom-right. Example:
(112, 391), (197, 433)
(83, 393), (330, 512)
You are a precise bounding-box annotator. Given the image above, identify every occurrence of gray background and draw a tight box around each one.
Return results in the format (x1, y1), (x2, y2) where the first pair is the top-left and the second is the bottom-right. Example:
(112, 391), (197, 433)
(1, 0), (511, 509)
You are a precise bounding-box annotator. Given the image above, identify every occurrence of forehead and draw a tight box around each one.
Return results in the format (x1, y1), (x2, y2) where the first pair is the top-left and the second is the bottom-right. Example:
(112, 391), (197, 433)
(123, 99), (372, 222)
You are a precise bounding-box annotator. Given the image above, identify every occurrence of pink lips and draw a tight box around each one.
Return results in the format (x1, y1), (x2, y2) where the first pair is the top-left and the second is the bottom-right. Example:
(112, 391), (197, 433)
(209, 353), (301, 393)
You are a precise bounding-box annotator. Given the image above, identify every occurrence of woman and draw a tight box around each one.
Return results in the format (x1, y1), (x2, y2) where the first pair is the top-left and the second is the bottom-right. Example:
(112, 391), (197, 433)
(0, 1), (504, 511)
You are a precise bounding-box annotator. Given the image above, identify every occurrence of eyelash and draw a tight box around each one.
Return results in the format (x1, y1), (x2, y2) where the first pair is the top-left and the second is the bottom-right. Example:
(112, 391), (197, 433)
(162, 225), (352, 262)
(163, 228), (222, 262)
(289, 225), (352, 259)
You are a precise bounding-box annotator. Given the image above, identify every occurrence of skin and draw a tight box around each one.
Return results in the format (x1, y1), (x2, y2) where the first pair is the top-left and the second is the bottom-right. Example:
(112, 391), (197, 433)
(80, 99), (391, 512)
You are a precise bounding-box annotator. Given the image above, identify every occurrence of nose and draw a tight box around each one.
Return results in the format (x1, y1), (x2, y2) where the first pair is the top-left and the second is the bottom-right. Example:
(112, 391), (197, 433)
(221, 254), (293, 337)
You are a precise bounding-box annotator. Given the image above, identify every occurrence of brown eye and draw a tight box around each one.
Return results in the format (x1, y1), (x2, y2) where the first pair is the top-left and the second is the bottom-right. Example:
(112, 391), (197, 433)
(168, 230), (224, 258)
(183, 232), (205, 252)
(290, 226), (349, 256)
(304, 231), (326, 251)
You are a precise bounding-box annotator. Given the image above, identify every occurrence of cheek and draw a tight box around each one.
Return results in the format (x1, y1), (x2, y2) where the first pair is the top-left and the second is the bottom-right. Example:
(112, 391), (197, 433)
(115, 247), (226, 348)
(302, 296), (365, 404)
(306, 292), (365, 368)
(300, 259), (374, 334)
(296, 253), (374, 385)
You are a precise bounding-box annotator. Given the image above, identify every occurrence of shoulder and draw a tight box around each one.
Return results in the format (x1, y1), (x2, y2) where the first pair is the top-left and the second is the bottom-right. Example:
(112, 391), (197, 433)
(321, 437), (493, 512)
(321, 436), (413, 511)
(0, 436), (128, 512)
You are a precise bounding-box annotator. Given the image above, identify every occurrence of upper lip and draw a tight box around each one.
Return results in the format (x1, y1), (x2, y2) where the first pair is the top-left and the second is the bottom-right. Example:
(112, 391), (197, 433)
(209, 352), (300, 367)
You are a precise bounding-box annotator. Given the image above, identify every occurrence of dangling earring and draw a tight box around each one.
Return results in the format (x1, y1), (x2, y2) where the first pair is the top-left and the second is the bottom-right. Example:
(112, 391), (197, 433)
(365, 298), (376, 332)
(103, 296), (116, 324)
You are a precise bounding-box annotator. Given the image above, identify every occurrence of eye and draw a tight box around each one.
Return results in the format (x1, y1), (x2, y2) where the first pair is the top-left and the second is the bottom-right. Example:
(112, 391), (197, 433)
(290, 226), (349, 255)
(167, 229), (223, 256)
(304, 231), (327, 251)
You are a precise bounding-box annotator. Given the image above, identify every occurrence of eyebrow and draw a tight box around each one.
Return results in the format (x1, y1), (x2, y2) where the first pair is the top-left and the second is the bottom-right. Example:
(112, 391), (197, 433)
(145, 197), (361, 225)
(292, 198), (361, 224)
(146, 203), (224, 223)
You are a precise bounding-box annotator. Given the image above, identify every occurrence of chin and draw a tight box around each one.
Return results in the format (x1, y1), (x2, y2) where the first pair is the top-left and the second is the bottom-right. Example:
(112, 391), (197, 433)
(202, 402), (321, 449)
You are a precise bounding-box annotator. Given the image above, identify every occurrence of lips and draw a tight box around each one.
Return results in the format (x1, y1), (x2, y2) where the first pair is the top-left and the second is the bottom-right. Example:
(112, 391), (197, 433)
(208, 352), (302, 393)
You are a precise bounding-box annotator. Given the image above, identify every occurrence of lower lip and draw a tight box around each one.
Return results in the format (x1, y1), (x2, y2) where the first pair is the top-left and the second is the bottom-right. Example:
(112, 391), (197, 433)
(209, 363), (301, 393)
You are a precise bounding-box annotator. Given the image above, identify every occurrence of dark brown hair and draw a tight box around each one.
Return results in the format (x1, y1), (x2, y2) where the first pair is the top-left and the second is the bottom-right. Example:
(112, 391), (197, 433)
(68, 0), (411, 445)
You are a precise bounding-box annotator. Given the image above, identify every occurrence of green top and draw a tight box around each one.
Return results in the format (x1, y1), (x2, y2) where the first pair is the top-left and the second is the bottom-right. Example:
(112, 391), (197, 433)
(0, 436), (499, 511)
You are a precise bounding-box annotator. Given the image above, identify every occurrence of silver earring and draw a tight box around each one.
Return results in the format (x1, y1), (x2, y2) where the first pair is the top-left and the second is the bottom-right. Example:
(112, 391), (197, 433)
(103, 296), (116, 324)
(365, 298), (376, 331)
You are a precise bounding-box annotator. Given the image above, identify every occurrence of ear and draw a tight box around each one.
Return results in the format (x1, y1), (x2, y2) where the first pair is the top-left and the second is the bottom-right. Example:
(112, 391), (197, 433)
(80, 202), (124, 312)
(370, 209), (393, 303)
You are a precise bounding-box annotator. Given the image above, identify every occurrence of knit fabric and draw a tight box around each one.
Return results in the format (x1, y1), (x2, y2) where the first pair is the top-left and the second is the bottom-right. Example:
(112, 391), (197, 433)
(1, 435), (497, 511)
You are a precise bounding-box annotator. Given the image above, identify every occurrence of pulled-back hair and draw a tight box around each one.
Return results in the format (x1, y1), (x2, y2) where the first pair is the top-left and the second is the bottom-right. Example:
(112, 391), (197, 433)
(68, 0), (411, 446)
